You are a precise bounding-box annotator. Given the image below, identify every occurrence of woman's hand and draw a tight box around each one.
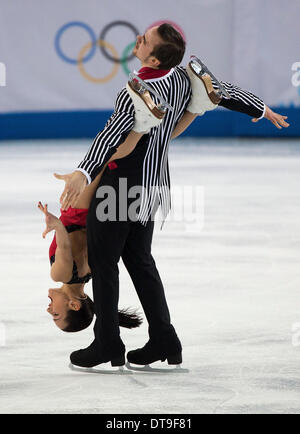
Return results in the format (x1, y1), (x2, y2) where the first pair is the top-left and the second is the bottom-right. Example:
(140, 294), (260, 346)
(252, 106), (290, 129)
(54, 171), (87, 211)
(38, 202), (62, 239)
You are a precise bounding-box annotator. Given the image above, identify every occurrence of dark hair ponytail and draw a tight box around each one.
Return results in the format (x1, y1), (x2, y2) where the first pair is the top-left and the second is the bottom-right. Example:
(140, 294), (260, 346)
(118, 308), (143, 329)
(62, 297), (142, 333)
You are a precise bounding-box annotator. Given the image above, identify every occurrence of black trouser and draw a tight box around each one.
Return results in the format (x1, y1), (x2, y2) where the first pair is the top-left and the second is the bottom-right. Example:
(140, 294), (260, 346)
(86, 166), (175, 355)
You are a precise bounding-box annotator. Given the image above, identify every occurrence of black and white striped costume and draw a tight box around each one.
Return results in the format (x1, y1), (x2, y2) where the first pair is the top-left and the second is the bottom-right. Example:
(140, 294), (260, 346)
(80, 66), (266, 355)
(77, 66), (265, 224)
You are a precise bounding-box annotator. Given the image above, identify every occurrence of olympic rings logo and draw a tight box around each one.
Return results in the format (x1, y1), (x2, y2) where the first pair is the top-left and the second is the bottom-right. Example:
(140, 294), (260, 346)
(54, 20), (185, 84)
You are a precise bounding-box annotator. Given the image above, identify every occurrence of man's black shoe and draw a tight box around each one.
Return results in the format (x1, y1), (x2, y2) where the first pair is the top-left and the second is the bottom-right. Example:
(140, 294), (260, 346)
(127, 339), (182, 366)
(70, 340), (125, 368)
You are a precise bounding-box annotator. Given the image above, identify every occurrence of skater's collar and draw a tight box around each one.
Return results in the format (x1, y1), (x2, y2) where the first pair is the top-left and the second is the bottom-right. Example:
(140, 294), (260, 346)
(137, 67), (174, 82)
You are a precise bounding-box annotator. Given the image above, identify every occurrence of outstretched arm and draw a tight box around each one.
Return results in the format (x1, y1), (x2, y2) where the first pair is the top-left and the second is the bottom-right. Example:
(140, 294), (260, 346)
(172, 79), (289, 139)
(215, 80), (289, 129)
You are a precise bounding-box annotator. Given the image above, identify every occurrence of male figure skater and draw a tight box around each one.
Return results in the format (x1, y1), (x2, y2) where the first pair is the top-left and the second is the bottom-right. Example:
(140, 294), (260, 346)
(56, 23), (289, 369)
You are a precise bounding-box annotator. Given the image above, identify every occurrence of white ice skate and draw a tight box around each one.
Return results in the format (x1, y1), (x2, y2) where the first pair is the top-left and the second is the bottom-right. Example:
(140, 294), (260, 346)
(125, 362), (189, 374)
(186, 55), (230, 115)
(69, 363), (133, 375)
(126, 73), (173, 133)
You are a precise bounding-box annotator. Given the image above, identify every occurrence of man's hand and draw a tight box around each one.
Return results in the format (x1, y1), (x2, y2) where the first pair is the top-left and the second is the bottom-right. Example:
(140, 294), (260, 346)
(54, 171), (87, 210)
(252, 106), (290, 129)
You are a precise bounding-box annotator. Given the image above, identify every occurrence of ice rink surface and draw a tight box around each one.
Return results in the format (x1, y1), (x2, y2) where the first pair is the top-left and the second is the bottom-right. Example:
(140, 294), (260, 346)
(0, 137), (300, 414)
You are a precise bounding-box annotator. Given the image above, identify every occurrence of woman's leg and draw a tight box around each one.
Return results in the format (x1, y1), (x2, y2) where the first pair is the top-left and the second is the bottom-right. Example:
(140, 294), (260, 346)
(73, 169), (104, 209)
(111, 131), (143, 160)
(73, 131), (144, 210)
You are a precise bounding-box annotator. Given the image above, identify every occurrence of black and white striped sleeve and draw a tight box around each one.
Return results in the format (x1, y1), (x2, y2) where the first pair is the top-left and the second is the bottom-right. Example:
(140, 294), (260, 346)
(213, 80), (266, 119)
(76, 88), (135, 183)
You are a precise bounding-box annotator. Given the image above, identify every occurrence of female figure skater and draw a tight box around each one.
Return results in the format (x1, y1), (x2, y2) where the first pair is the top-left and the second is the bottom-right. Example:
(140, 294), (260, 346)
(39, 132), (145, 333)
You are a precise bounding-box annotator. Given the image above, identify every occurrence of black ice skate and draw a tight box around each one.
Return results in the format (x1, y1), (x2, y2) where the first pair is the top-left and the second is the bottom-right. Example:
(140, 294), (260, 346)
(126, 340), (189, 373)
(69, 340), (131, 375)
(126, 73), (173, 133)
(186, 55), (230, 115)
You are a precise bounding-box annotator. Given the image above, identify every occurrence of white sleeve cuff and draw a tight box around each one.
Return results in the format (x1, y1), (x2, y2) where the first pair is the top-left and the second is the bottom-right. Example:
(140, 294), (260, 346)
(257, 104), (266, 120)
(75, 168), (92, 185)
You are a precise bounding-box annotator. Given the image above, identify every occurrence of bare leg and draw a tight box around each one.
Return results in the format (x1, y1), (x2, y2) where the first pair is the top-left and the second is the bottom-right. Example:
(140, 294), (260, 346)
(171, 111), (198, 139)
(110, 131), (144, 160)
(73, 130), (144, 209)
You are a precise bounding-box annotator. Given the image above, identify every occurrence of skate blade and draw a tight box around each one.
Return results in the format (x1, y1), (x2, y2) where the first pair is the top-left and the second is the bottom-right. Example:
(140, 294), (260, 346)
(190, 55), (231, 99)
(187, 63), (221, 107)
(69, 363), (133, 375)
(127, 82), (165, 120)
(126, 362), (189, 374)
(129, 73), (174, 112)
